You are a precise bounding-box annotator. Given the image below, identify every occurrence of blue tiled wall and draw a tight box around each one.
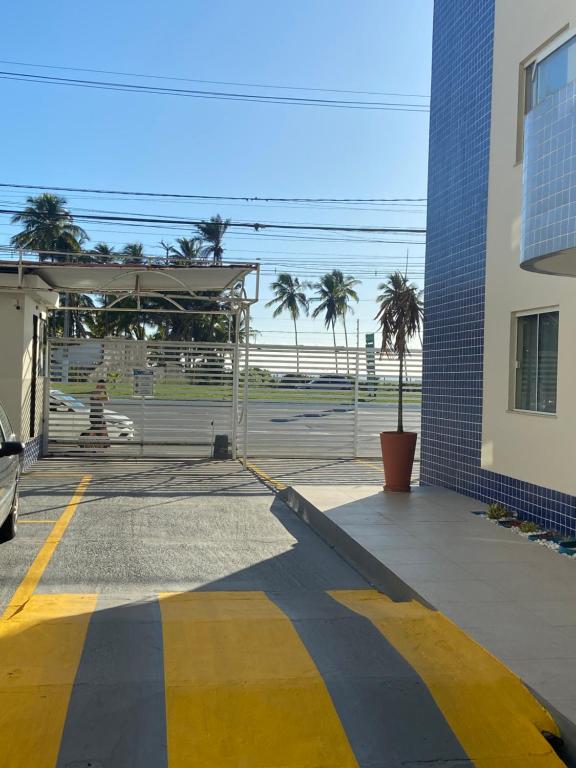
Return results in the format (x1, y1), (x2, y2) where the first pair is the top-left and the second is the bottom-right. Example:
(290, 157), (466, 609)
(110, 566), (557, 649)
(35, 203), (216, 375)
(421, 0), (576, 533)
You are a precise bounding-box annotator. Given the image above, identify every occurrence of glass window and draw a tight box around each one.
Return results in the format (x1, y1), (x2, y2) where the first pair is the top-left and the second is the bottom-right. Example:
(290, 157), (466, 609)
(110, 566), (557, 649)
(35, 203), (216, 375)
(528, 36), (576, 110)
(515, 311), (559, 413)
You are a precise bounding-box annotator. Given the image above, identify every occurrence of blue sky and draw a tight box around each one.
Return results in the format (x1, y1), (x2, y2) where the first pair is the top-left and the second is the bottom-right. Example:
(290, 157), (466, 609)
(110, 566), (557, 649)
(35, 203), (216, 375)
(1, 0), (432, 344)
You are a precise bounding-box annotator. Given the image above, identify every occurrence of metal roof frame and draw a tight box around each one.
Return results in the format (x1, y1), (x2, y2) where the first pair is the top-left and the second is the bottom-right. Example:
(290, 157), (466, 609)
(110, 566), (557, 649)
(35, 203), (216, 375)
(0, 249), (260, 316)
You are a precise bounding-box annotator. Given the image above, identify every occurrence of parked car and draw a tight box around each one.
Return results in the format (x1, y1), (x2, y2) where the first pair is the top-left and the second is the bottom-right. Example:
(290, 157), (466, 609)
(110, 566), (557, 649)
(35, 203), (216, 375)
(49, 390), (135, 443)
(278, 374), (311, 389)
(297, 375), (353, 390)
(0, 402), (23, 543)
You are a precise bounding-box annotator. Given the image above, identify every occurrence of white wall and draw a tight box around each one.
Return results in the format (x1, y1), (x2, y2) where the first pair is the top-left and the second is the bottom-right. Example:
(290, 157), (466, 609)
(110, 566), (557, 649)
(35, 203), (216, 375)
(482, 1), (576, 493)
(0, 292), (48, 440)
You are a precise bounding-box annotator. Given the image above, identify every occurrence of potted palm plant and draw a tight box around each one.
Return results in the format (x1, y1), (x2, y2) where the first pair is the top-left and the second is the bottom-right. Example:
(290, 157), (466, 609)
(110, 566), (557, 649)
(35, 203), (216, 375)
(375, 272), (423, 492)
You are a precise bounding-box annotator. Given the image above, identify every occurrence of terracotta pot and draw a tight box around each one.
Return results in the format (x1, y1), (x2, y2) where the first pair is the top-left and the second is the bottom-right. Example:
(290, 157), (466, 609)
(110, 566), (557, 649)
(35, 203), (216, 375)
(379, 431), (417, 492)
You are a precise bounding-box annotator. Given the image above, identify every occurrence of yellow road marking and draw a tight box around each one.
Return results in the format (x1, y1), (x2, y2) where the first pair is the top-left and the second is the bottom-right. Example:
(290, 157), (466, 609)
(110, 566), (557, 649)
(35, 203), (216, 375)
(0, 593), (97, 768)
(2, 474), (92, 620)
(22, 472), (87, 477)
(355, 458), (383, 473)
(244, 461), (287, 491)
(160, 591), (358, 768)
(331, 590), (562, 768)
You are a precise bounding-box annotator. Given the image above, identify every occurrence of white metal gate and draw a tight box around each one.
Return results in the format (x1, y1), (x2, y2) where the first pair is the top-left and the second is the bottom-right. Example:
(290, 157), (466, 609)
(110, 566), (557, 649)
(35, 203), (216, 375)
(47, 339), (238, 458)
(46, 338), (421, 460)
(238, 344), (421, 459)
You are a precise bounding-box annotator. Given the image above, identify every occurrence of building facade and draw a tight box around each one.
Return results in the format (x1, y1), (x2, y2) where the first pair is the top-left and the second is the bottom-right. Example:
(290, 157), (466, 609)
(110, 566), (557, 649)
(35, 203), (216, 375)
(422, 0), (576, 532)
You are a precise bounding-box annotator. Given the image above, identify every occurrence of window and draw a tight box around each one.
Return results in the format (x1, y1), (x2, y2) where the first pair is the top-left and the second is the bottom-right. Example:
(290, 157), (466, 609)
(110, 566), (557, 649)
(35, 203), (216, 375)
(514, 311), (559, 413)
(526, 35), (576, 112)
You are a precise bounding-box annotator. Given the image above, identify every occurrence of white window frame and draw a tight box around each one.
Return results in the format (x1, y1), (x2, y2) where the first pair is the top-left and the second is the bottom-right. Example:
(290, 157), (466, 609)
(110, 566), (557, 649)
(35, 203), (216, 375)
(511, 306), (559, 415)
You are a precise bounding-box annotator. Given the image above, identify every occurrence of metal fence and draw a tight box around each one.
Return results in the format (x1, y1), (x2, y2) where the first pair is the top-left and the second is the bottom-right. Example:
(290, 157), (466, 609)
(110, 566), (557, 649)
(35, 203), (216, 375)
(46, 338), (421, 461)
(236, 343), (421, 459)
(47, 339), (237, 458)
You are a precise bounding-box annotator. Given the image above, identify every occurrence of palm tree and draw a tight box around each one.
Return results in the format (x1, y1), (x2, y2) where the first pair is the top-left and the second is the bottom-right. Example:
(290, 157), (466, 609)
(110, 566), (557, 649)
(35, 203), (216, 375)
(58, 293), (97, 338)
(196, 215), (230, 263)
(332, 269), (360, 372)
(91, 242), (115, 264)
(312, 272), (340, 372)
(10, 193), (88, 261)
(85, 244), (117, 335)
(158, 239), (173, 263)
(11, 193), (89, 337)
(312, 270), (360, 373)
(169, 237), (204, 265)
(265, 274), (309, 373)
(375, 272), (423, 432)
(121, 242), (146, 265)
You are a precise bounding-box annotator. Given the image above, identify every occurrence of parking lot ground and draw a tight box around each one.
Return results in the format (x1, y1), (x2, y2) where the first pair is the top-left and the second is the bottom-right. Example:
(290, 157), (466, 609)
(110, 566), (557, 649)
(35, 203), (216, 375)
(243, 456), (419, 488)
(0, 458), (566, 767)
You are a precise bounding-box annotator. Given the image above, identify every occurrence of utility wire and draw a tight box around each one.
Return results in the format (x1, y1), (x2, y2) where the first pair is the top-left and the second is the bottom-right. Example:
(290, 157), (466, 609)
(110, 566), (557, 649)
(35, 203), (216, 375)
(0, 182), (427, 205)
(64, 204), (423, 232)
(0, 207), (426, 235)
(0, 192), (427, 215)
(0, 71), (430, 112)
(0, 59), (431, 100)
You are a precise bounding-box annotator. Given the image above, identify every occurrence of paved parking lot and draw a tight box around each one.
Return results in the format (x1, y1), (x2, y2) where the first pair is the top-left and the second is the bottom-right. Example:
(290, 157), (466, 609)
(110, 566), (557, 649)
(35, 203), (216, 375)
(0, 458), (565, 767)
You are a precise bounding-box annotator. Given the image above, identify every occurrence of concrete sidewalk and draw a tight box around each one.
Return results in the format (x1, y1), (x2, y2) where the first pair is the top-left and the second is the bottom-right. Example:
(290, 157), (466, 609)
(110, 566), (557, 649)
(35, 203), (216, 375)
(280, 482), (576, 728)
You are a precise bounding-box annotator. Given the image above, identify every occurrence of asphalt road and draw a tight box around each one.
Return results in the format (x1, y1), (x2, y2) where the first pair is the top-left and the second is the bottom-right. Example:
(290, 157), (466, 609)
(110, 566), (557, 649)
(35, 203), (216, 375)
(0, 459), (565, 767)
(101, 397), (421, 458)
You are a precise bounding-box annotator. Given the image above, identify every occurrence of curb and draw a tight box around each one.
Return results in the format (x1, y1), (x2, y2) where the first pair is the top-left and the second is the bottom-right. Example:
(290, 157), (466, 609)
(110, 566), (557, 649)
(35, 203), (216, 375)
(279, 483), (576, 767)
(280, 485), (434, 607)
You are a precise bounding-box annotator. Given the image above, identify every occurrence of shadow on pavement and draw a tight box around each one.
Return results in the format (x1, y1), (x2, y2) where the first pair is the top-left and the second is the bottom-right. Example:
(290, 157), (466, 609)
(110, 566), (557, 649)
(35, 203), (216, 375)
(0, 465), (567, 767)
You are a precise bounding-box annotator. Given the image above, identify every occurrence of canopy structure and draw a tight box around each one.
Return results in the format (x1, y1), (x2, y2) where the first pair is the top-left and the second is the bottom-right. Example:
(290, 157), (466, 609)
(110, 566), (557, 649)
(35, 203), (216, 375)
(0, 256), (259, 315)
(0, 251), (260, 463)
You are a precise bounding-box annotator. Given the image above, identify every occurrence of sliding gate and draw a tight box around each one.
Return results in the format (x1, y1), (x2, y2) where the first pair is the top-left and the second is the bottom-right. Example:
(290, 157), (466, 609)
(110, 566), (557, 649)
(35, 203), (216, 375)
(46, 338), (422, 460)
(237, 343), (421, 459)
(47, 339), (238, 458)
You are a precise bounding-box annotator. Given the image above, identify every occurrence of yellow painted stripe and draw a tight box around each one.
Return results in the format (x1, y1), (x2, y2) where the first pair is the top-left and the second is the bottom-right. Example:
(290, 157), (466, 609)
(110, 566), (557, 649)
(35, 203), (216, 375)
(355, 458), (383, 473)
(21, 472), (87, 478)
(2, 474), (91, 620)
(159, 591), (358, 768)
(0, 593), (97, 767)
(245, 461), (287, 491)
(331, 590), (563, 768)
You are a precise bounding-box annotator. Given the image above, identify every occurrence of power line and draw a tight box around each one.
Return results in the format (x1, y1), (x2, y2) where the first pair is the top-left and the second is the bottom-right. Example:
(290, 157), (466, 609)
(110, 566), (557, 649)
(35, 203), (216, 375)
(0, 207), (426, 235)
(64, 204), (424, 233)
(0, 59), (431, 100)
(0, 192), (426, 216)
(0, 229), (426, 252)
(2, 224), (427, 247)
(0, 71), (430, 112)
(0, 182), (427, 205)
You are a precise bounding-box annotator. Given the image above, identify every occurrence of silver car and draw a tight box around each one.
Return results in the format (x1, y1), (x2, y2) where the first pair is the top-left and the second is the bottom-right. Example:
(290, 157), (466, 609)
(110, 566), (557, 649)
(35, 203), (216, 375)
(0, 402), (23, 543)
(49, 390), (135, 444)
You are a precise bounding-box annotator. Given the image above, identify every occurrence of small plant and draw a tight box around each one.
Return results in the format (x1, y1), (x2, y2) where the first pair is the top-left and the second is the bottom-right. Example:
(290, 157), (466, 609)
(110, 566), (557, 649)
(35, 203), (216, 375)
(107, 370), (122, 392)
(519, 521), (539, 533)
(487, 502), (509, 520)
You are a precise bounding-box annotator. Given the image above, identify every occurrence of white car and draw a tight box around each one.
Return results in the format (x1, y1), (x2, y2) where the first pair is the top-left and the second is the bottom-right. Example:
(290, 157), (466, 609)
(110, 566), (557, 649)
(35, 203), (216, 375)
(297, 375), (353, 390)
(49, 390), (135, 443)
